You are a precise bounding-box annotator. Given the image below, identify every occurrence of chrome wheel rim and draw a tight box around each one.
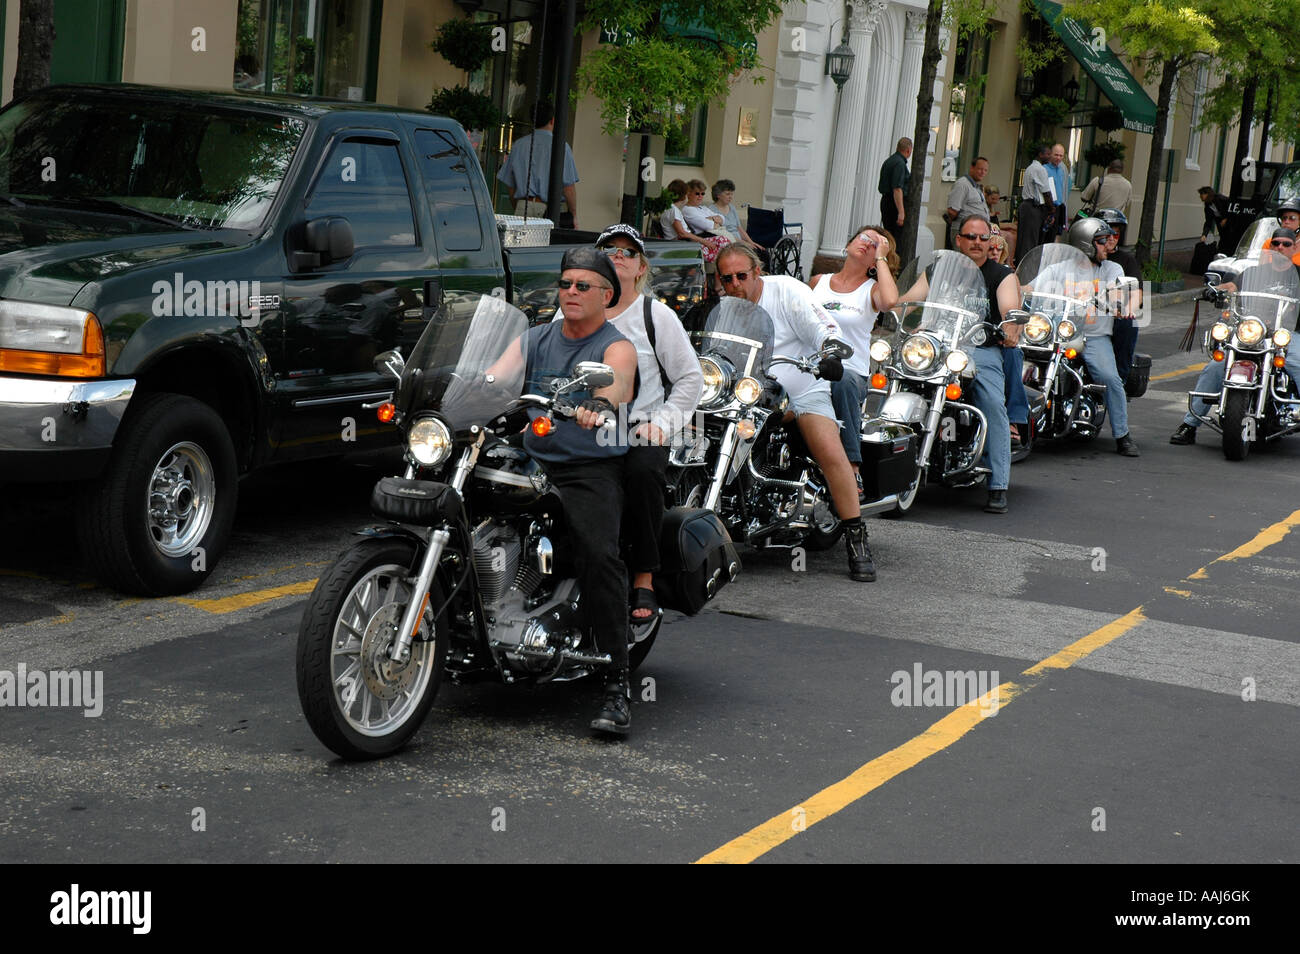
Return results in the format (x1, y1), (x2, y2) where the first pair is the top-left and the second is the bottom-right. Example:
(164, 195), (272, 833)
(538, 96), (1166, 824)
(330, 564), (436, 737)
(147, 441), (216, 558)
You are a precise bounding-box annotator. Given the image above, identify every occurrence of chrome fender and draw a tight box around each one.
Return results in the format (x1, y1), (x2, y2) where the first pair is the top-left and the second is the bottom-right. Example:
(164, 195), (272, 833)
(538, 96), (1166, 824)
(879, 391), (928, 425)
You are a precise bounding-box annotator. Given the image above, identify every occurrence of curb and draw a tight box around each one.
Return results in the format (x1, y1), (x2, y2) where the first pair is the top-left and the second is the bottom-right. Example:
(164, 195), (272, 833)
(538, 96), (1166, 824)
(1148, 287), (1203, 309)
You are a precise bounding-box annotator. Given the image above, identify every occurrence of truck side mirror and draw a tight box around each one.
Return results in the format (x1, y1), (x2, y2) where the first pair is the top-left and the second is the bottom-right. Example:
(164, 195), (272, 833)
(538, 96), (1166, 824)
(289, 216), (355, 272)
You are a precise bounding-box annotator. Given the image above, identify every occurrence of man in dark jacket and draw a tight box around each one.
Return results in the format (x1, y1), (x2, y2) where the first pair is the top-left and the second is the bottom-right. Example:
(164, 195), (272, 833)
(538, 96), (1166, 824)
(878, 138), (912, 233)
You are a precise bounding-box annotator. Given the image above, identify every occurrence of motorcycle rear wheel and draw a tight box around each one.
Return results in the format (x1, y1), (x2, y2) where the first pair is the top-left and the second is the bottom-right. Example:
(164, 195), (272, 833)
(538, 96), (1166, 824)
(297, 538), (447, 760)
(1221, 390), (1253, 461)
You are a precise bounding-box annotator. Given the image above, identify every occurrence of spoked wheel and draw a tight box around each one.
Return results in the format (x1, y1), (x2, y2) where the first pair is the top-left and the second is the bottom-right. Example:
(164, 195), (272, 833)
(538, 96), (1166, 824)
(768, 236), (801, 278)
(1221, 390), (1253, 461)
(297, 538), (446, 760)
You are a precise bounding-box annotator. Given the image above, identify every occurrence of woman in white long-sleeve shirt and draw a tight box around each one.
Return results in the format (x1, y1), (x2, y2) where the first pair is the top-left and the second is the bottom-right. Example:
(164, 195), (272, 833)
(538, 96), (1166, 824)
(596, 223), (705, 621)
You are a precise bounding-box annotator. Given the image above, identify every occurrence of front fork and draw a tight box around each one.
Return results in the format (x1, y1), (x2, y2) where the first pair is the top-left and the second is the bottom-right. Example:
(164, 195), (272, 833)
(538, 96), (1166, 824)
(389, 431), (485, 665)
(704, 421), (739, 513)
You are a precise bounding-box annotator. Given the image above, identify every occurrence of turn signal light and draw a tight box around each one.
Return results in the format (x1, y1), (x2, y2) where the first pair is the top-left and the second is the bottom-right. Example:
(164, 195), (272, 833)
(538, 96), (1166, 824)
(1212, 349), (1225, 362)
(376, 402), (396, 423)
(736, 419), (756, 439)
(0, 316), (105, 377)
(945, 383), (962, 400)
(1274, 355), (1286, 368)
(870, 373), (888, 389)
(1064, 348), (1078, 359)
(531, 416), (553, 436)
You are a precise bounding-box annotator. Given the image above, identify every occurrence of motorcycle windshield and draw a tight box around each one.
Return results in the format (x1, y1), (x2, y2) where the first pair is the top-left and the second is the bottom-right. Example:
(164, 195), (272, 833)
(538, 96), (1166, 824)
(699, 296), (775, 379)
(1232, 218), (1280, 260)
(395, 292), (529, 431)
(1235, 250), (1300, 328)
(1017, 244), (1096, 317)
(897, 250), (988, 344)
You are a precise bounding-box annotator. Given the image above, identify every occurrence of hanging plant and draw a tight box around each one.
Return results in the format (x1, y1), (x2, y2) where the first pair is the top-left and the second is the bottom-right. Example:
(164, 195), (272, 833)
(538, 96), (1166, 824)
(430, 19), (496, 74)
(1093, 104), (1124, 134)
(643, 187), (675, 217)
(428, 85), (502, 132)
(1021, 95), (1071, 128)
(1083, 139), (1126, 169)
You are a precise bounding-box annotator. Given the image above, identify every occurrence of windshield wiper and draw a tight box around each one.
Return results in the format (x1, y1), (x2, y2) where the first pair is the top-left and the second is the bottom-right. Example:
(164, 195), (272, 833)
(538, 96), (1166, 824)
(29, 195), (194, 229)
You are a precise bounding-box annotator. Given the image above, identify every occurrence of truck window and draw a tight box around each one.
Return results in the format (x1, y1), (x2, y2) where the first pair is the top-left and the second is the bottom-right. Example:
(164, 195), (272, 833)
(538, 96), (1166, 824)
(412, 128), (483, 253)
(305, 138), (417, 248)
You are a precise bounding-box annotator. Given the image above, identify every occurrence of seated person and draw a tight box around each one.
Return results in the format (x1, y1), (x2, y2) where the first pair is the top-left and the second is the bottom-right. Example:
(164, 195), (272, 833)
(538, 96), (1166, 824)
(661, 178), (730, 263)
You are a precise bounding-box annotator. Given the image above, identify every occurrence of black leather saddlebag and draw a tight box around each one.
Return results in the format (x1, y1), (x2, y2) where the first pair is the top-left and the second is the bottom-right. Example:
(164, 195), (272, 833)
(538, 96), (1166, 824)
(1125, 353), (1152, 399)
(654, 507), (740, 616)
(859, 425), (918, 501)
(370, 477), (461, 525)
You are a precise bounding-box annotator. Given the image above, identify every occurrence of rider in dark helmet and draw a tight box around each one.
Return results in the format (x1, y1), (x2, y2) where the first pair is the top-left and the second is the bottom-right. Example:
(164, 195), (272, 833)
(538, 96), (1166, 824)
(1275, 197), (1300, 234)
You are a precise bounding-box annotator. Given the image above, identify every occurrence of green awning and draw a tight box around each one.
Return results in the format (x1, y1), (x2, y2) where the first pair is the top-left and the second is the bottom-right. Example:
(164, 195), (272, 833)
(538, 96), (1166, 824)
(599, 12), (756, 57)
(1032, 0), (1158, 134)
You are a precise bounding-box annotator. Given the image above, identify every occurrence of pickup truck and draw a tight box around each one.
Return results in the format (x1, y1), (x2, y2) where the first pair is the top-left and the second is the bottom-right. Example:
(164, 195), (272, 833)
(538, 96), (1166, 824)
(0, 84), (704, 595)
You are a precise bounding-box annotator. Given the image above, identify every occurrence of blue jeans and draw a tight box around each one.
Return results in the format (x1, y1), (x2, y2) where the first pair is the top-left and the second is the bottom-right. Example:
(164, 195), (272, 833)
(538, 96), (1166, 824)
(971, 346), (1011, 491)
(1185, 351), (1300, 427)
(1081, 335), (1128, 438)
(831, 369), (868, 464)
(1002, 347), (1028, 425)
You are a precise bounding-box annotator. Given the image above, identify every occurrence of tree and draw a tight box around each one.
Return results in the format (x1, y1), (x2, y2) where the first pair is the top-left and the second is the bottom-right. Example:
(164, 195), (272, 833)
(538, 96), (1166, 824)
(1064, 1), (1218, 265)
(14, 0), (55, 100)
(898, 0), (992, 268)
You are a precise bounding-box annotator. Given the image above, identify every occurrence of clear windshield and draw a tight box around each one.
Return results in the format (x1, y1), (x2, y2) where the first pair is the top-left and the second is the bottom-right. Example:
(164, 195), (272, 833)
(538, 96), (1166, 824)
(1232, 219), (1280, 260)
(396, 293), (529, 431)
(1018, 244), (1096, 317)
(1234, 249), (1300, 329)
(699, 297), (775, 378)
(897, 250), (989, 344)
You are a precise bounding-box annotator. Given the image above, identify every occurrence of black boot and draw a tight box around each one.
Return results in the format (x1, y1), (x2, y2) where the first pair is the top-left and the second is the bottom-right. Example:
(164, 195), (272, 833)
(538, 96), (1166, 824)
(844, 520), (877, 582)
(591, 667), (631, 736)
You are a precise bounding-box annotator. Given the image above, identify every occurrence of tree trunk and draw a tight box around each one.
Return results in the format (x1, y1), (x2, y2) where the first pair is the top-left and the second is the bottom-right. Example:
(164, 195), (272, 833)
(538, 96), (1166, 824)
(897, 0), (944, 269)
(1134, 59), (1179, 268)
(1228, 75), (1258, 197)
(14, 0), (56, 100)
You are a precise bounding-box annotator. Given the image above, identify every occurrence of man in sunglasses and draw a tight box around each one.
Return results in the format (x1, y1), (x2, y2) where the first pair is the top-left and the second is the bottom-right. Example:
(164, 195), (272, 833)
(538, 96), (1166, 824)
(1172, 230), (1300, 445)
(714, 245), (877, 582)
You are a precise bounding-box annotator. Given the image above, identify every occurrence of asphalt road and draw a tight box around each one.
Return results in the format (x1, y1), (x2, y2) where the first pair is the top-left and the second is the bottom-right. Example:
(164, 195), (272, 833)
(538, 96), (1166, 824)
(1, 299), (1297, 868)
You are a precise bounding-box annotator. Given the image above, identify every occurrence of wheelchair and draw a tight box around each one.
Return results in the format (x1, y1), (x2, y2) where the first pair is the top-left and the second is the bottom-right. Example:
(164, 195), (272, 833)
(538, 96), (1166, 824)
(746, 206), (803, 280)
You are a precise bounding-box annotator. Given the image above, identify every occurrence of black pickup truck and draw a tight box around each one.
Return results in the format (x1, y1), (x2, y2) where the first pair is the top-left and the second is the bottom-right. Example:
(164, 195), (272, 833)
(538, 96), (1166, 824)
(0, 84), (703, 595)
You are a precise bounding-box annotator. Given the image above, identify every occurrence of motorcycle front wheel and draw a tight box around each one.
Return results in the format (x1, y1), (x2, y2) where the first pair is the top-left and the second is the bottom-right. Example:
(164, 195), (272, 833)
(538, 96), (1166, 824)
(1221, 390), (1253, 461)
(297, 538), (447, 760)
(628, 612), (662, 672)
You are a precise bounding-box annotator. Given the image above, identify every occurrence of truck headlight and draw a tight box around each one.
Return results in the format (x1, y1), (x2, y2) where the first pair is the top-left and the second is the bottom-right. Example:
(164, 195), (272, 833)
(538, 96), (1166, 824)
(407, 416), (452, 466)
(0, 301), (105, 377)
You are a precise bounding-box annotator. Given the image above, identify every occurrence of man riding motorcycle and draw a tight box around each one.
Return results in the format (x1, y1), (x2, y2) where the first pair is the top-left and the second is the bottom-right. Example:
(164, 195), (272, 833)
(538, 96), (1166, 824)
(714, 244), (876, 581)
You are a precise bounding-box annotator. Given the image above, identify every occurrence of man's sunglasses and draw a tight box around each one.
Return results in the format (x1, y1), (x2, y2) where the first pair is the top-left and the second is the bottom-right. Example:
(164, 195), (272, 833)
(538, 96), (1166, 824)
(957, 232), (991, 241)
(556, 279), (607, 292)
(603, 247), (639, 259)
(720, 271), (751, 285)
(1273, 240), (1296, 249)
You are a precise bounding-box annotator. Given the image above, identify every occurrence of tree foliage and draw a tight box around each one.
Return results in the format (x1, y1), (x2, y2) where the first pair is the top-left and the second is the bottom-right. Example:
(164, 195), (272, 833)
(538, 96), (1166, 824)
(575, 0), (785, 136)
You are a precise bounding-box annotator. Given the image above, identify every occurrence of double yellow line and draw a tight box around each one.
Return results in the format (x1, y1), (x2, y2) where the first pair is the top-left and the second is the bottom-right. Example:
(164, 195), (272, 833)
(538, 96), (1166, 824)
(696, 509), (1300, 864)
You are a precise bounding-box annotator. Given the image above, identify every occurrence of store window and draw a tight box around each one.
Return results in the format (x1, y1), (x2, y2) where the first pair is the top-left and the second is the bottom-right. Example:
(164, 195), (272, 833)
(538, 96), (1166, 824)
(1186, 64), (1208, 170)
(234, 0), (380, 101)
(666, 106), (708, 166)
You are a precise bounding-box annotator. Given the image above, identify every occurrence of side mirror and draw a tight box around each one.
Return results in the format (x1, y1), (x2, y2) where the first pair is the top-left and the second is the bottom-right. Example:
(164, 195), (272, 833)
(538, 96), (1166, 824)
(967, 326), (989, 347)
(573, 361), (615, 389)
(289, 216), (355, 272)
(1005, 309), (1030, 325)
(373, 349), (405, 380)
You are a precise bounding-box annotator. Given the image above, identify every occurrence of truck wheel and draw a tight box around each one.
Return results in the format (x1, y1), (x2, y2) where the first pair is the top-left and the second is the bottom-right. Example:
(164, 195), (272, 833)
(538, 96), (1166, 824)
(76, 393), (238, 595)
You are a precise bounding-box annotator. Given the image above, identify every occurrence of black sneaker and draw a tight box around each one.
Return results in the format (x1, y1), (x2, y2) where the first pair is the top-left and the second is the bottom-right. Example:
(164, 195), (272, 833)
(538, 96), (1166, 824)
(590, 668), (631, 736)
(984, 489), (1008, 514)
(1116, 434), (1140, 457)
(1169, 424), (1197, 445)
(844, 523), (877, 582)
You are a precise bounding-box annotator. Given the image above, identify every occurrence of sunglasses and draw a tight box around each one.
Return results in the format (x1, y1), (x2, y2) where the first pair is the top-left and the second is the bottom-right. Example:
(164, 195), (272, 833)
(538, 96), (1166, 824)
(1274, 241), (1295, 249)
(958, 232), (991, 241)
(603, 247), (639, 259)
(720, 271), (751, 285)
(556, 279), (607, 292)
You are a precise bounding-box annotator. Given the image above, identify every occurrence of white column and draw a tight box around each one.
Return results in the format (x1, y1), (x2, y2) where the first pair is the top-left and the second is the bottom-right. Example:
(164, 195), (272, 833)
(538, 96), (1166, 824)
(852, 8), (904, 231)
(818, 0), (889, 256)
(892, 11), (927, 146)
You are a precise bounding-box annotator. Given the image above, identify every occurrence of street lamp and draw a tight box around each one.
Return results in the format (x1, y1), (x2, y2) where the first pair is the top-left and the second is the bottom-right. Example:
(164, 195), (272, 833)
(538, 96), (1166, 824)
(1064, 77), (1079, 109)
(826, 38), (855, 89)
(1017, 73), (1036, 100)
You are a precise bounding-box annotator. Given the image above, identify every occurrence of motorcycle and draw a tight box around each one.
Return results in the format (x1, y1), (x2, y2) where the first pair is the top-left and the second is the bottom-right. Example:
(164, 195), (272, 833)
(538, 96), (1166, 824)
(296, 293), (735, 760)
(1188, 249), (1300, 459)
(667, 296), (866, 550)
(862, 251), (1024, 510)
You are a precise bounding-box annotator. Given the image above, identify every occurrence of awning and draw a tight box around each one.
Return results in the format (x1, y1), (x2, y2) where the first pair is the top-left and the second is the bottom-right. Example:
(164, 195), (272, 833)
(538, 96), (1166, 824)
(599, 12), (756, 58)
(1031, 0), (1158, 134)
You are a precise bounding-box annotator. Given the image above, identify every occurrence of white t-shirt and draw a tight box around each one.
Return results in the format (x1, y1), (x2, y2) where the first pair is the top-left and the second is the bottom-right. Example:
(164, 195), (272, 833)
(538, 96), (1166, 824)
(1036, 259), (1125, 338)
(758, 276), (841, 402)
(660, 204), (687, 239)
(607, 295), (704, 438)
(812, 274), (877, 377)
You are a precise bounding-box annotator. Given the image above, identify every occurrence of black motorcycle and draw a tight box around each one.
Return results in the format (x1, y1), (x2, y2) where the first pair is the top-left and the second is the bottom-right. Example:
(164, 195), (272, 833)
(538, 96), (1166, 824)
(296, 293), (736, 760)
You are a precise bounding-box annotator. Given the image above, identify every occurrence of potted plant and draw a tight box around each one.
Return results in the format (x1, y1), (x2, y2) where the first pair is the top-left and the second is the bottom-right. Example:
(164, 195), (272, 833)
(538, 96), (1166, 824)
(1142, 259), (1184, 294)
(428, 85), (502, 135)
(430, 19), (495, 73)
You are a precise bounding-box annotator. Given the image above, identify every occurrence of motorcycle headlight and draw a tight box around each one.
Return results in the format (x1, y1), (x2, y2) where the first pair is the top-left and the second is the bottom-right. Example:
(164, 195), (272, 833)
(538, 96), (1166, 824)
(699, 357), (726, 406)
(869, 338), (893, 363)
(1024, 314), (1052, 344)
(945, 350), (969, 373)
(734, 376), (762, 405)
(1058, 319), (1077, 340)
(1210, 321), (1231, 342)
(1237, 318), (1266, 346)
(901, 335), (937, 372)
(407, 416), (453, 466)
(1275, 328), (1292, 348)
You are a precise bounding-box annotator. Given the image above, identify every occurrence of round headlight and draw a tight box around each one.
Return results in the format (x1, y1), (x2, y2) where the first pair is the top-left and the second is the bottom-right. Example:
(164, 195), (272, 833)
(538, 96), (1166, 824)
(1057, 319), (1077, 340)
(1210, 321), (1231, 342)
(1274, 328), (1292, 348)
(945, 350), (970, 373)
(1238, 318), (1266, 346)
(869, 338), (893, 363)
(408, 416), (452, 466)
(734, 376), (762, 405)
(1024, 314), (1052, 344)
(699, 357), (725, 405)
(901, 335), (937, 371)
